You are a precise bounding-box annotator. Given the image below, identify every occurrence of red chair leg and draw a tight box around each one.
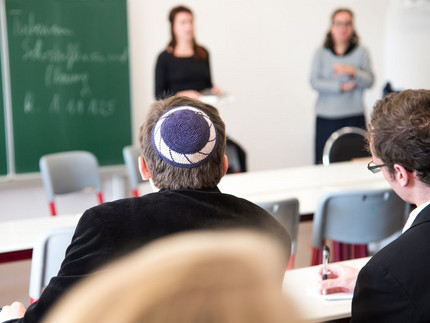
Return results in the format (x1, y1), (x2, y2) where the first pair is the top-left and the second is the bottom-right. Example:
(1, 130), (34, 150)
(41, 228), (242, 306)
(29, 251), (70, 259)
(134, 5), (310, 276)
(132, 189), (139, 197)
(97, 192), (104, 204)
(49, 201), (57, 216)
(287, 254), (295, 270)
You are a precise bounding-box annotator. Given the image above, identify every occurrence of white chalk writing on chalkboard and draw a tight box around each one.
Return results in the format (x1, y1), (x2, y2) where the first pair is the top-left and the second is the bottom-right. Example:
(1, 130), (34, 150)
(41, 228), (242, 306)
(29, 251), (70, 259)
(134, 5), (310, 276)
(48, 94), (116, 117)
(24, 92), (35, 114)
(22, 91), (116, 118)
(9, 12), (128, 118)
(10, 11), (73, 37)
(45, 65), (91, 96)
(21, 39), (128, 69)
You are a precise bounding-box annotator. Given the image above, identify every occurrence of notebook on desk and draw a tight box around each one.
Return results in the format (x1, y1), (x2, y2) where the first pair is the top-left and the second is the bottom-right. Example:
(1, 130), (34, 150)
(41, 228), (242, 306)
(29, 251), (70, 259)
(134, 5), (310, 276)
(306, 286), (353, 301)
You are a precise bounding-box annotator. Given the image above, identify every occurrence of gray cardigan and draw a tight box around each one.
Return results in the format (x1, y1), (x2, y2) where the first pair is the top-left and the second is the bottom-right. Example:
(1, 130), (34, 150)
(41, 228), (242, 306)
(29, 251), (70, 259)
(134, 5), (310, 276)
(310, 45), (374, 119)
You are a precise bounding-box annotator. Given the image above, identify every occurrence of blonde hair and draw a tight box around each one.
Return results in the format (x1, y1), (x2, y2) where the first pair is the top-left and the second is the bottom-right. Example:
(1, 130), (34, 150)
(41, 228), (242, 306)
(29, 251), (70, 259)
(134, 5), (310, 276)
(44, 230), (300, 323)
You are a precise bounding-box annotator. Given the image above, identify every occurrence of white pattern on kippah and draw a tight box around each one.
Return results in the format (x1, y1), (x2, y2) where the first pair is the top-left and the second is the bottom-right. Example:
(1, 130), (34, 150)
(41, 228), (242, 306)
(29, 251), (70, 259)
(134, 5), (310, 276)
(152, 106), (217, 167)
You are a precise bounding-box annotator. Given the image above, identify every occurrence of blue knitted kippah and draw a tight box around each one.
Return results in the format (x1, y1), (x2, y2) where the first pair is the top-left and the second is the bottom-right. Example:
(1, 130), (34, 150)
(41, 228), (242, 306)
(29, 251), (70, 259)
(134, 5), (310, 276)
(151, 106), (218, 168)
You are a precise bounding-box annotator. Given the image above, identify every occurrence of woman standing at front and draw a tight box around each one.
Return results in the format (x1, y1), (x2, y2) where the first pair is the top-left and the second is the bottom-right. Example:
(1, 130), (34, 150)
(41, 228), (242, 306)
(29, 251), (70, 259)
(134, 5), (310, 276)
(310, 8), (374, 164)
(155, 6), (221, 100)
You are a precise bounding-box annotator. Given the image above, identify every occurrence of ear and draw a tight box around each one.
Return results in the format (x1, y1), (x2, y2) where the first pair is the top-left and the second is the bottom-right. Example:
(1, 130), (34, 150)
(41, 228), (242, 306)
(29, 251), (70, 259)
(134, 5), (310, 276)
(393, 163), (411, 187)
(222, 154), (228, 177)
(138, 156), (152, 180)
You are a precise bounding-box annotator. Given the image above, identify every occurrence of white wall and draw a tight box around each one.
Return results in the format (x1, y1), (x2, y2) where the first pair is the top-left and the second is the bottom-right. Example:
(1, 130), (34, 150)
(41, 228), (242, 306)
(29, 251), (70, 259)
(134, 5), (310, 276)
(384, 0), (430, 89)
(127, 0), (391, 170)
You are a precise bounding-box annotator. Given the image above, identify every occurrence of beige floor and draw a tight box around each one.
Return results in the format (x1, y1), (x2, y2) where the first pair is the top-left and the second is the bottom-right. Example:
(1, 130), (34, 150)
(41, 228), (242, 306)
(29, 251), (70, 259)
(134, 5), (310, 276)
(0, 221), (314, 307)
(0, 259), (31, 306)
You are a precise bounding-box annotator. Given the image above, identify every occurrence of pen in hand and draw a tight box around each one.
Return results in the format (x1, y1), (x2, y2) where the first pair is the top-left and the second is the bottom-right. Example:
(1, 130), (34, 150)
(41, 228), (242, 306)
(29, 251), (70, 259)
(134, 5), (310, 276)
(322, 245), (330, 295)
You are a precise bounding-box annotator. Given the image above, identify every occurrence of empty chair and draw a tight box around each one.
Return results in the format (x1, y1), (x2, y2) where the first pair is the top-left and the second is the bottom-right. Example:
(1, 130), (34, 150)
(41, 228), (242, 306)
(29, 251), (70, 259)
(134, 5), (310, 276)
(257, 198), (299, 269)
(40, 151), (104, 216)
(122, 145), (147, 197)
(225, 138), (247, 174)
(29, 226), (75, 304)
(311, 188), (409, 265)
(322, 126), (369, 166)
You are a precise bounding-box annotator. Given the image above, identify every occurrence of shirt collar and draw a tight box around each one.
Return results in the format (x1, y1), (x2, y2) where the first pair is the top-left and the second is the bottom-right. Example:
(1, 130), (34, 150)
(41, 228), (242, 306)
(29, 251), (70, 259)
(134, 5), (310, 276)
(402, 200), (430, 233)
(326, 43), (357, 56)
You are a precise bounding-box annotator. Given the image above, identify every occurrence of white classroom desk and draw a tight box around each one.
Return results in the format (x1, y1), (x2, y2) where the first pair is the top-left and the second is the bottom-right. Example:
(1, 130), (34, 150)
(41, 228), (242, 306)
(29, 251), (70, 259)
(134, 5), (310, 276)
(283, 257), (370, 322)
(219, 160), (389, 215)
(0, 214), (81, 263)
(1, 160), (386, 262)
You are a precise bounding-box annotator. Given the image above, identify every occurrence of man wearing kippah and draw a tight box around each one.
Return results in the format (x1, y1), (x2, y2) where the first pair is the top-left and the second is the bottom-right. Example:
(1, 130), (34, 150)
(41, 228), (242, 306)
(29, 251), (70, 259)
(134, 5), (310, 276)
(1, 96), (290, 323)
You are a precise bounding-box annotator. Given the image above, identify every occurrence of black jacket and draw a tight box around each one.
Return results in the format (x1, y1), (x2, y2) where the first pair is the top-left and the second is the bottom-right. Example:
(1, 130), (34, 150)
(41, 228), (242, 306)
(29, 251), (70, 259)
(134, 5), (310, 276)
(12, 187), (289, 323)
(352, 204), (430, 322)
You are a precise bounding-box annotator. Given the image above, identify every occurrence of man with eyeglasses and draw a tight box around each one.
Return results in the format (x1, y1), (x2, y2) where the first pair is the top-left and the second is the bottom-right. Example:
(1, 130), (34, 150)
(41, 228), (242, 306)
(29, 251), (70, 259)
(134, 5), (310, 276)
(317, 89), (430, 322)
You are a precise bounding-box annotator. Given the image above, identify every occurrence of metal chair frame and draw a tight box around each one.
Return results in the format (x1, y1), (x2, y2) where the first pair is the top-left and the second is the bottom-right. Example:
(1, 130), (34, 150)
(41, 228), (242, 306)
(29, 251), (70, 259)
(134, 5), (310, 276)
(322, 126), (368, 166)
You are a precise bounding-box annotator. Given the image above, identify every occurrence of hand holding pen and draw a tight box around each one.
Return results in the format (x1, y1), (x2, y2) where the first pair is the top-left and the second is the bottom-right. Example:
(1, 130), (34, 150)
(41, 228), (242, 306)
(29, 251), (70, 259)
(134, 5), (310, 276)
(322, 245), (330, 295)
(318, 262), (359, 295)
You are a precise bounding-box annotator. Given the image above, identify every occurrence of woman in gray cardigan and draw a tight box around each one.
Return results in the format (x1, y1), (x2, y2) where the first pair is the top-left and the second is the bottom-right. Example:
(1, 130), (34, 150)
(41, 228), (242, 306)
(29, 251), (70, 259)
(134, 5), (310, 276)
(310, 8), (374, 164)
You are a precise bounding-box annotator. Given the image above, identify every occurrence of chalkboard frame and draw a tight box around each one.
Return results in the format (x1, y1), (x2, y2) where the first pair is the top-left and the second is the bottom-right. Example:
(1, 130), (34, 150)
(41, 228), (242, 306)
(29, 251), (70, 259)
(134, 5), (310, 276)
(0, 49), (6, 175)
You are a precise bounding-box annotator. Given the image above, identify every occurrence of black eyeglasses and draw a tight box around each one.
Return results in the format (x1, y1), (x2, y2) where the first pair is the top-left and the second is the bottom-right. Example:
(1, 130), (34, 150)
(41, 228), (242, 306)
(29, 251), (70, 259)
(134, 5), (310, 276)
(367, 161), (388, 174)
(332, 21), (353, 28)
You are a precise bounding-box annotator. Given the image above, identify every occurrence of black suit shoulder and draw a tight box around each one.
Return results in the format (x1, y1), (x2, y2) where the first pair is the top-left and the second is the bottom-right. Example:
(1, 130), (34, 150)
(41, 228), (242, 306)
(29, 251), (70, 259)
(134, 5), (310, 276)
(352, 205), (430, 322)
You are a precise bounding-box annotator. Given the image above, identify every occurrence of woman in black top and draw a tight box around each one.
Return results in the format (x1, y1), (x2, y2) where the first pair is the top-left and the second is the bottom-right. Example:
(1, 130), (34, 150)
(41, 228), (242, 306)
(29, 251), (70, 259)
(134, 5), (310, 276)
(155, 6), (221, 99)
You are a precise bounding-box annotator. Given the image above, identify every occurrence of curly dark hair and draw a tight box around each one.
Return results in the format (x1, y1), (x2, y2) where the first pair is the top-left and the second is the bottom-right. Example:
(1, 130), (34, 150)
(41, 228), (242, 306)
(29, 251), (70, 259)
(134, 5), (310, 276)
(369, 89), (430, 185)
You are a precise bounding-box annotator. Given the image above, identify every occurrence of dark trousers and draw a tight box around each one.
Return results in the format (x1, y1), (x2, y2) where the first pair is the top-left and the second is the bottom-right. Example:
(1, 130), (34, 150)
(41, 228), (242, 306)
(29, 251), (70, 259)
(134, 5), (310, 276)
(315, 115), (365, 164)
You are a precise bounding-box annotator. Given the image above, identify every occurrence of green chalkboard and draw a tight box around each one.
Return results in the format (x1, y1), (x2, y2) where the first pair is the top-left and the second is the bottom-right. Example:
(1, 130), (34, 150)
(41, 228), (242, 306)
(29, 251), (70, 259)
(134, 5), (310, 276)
(0, 51), (6, 175)
(5, 0), (131, 173)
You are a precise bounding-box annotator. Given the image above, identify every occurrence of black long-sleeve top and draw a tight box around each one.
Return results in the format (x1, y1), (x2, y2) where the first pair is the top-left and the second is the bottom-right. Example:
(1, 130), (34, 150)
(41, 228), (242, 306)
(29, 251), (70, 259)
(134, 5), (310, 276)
(155, 50), (213, 99)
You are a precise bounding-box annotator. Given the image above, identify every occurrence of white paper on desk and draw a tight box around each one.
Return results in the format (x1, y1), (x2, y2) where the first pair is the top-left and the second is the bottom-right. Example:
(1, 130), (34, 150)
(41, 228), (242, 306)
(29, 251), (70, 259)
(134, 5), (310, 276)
(199, 95), (218, 105)
(199, 92), (234, 106)
(306, 286), (353, 301)
(322, 292), (353, 301)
